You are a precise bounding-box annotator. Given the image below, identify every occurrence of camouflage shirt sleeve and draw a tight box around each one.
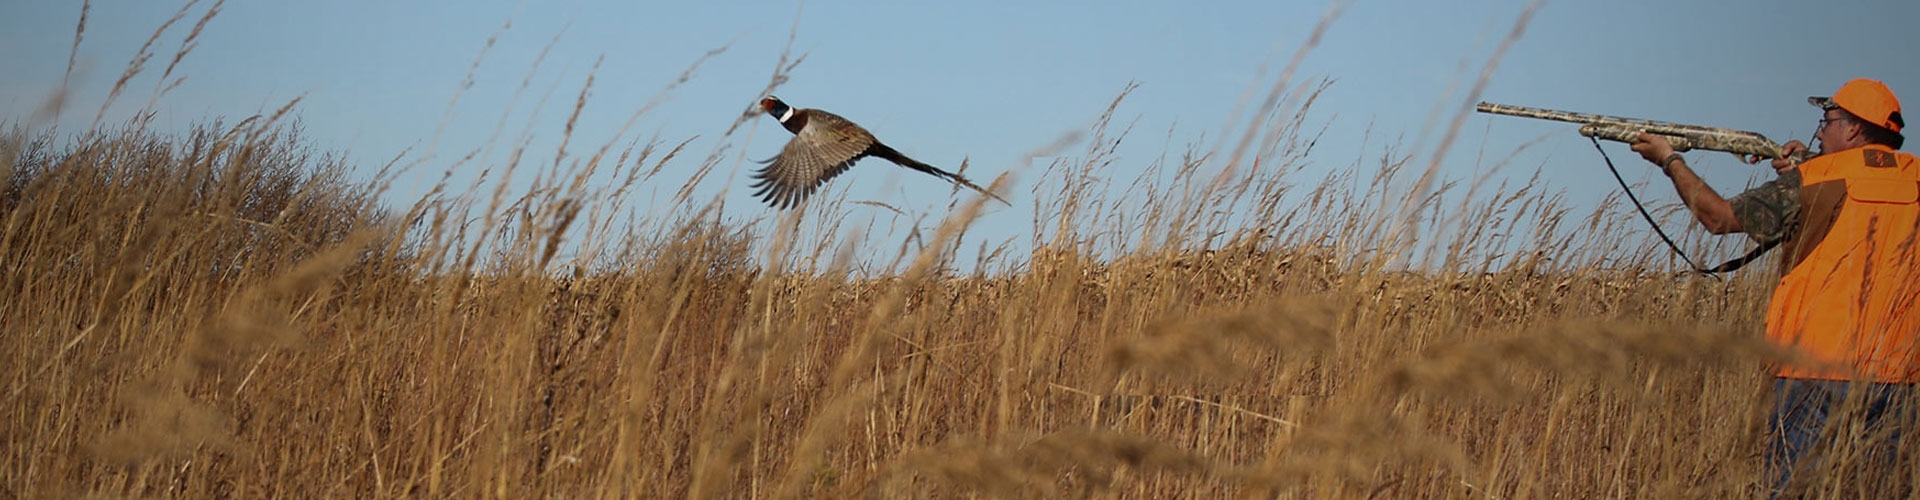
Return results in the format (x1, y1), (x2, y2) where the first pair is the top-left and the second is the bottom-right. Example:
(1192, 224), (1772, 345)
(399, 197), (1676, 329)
(1727, 170), (1800, 245)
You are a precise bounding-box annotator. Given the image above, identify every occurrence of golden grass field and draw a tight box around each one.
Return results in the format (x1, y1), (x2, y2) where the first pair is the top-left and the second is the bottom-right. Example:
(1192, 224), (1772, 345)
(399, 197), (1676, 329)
(5, 3), (1913, 499)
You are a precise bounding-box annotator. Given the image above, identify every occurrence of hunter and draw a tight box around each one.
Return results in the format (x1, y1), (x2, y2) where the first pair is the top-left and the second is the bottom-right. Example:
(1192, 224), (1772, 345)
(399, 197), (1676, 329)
(1631, 78), (1915, 497)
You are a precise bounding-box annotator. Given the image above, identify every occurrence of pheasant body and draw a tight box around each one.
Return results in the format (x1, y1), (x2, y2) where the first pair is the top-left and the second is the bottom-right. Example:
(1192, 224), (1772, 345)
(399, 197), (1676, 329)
(750, 96), (1007, 209)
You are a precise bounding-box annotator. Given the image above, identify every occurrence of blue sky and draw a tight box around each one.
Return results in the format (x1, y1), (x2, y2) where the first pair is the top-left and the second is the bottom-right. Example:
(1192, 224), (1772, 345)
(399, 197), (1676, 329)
(4, 0), (1917, 273)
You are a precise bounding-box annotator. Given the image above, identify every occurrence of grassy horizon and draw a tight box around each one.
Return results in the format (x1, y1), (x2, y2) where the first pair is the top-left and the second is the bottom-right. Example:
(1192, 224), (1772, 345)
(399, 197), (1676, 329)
(6, 2), (1910, 499)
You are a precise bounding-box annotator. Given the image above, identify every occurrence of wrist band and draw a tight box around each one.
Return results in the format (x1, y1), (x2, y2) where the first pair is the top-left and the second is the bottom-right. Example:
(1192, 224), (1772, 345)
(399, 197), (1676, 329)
(1661, 153), (1684, 173)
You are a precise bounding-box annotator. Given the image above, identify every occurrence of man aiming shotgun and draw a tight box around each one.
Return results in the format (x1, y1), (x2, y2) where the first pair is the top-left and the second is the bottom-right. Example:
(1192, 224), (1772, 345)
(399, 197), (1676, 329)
(1484, 78), (1919, 497)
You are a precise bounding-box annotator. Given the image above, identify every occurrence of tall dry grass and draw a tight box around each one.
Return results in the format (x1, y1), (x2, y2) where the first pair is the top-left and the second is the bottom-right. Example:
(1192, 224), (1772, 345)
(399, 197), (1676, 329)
(5, 2), (1915, 499)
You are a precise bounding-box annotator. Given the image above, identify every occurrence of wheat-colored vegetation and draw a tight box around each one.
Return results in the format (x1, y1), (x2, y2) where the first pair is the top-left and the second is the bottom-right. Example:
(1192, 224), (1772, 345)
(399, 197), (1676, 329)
(6, 3), (1915, 499)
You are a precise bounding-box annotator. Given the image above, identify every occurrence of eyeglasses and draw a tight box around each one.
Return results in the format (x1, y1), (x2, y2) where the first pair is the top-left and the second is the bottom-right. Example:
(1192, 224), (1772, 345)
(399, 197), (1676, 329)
(1818, 116), (1851, 130)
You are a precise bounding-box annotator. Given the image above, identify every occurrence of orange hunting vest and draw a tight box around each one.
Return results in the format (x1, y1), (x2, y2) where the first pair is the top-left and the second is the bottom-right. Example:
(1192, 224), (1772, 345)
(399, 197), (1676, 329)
(1765, 145), (1920, 382)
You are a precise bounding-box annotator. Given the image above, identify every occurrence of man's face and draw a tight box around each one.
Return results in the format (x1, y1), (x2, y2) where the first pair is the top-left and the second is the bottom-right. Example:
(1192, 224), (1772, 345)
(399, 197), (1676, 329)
(1815, 109), (1858, 153)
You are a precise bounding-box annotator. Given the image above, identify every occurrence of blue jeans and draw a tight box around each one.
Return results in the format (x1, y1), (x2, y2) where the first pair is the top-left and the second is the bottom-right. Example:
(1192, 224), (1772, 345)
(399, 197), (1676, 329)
(1766, 377), (1916, 498)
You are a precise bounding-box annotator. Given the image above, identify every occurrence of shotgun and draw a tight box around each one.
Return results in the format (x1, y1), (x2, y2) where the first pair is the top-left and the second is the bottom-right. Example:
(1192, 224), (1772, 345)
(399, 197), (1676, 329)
(1475, 101), (1811, 162)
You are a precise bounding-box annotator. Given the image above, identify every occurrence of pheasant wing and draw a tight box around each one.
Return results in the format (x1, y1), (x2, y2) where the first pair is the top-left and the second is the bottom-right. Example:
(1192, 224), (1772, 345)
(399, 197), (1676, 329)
(750, 111), (875, 209)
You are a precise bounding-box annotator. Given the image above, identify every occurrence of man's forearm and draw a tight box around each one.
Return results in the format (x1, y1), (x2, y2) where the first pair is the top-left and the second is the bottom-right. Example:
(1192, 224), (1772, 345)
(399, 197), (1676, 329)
(1663, 158), (1743, 234)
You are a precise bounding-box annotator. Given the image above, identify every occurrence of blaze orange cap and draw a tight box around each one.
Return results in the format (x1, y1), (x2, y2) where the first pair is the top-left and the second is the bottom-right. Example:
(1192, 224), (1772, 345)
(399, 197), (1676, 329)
(1810, 78), (1904, 133)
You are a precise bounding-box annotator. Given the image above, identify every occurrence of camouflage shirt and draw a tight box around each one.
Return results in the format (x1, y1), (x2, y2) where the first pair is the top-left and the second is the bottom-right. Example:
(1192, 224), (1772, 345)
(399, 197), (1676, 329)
(1728, 170), (1801, 245)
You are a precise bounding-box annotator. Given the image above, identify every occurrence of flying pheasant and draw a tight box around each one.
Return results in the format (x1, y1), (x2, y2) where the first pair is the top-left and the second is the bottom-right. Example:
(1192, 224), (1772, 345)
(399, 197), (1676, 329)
(750, 96), (1009, 210)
